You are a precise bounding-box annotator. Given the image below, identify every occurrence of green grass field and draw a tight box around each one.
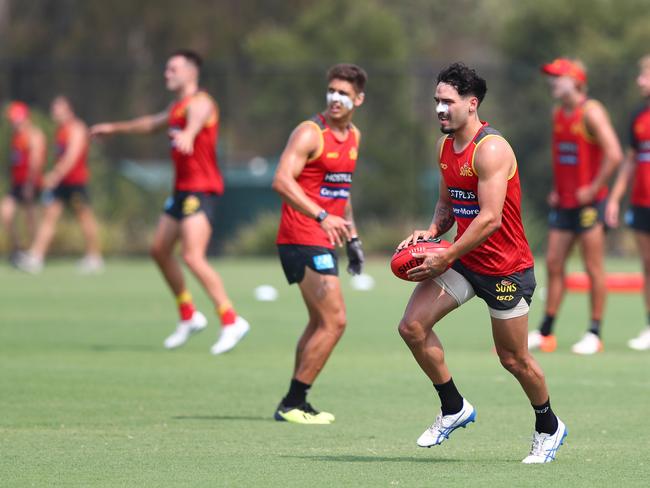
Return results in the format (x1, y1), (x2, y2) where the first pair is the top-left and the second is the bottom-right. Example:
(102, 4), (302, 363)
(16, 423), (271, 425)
(1, 257), (649, 487)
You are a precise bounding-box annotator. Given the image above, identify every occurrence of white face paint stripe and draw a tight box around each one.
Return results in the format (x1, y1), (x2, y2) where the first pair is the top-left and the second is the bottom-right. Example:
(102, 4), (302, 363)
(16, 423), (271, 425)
(436, 102), (449, 115)
(327, 92), (354, 110)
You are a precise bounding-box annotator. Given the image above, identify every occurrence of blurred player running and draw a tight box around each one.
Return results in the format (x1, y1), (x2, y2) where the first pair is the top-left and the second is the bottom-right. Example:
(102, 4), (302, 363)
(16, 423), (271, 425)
(271, 64), (366, 424)
(606, 54), (650, 351)
(16, 96), (104, 274)
(90, 50), (248, 354)
(1, 102), (46, 261)
(529, 58), (622, 355)
(397, 63), (566, 463)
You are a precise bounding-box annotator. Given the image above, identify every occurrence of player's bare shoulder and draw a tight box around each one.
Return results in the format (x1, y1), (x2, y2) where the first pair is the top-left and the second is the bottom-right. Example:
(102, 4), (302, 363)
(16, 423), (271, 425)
(287, 119), (324, 160)
(473, 130), (516, 177)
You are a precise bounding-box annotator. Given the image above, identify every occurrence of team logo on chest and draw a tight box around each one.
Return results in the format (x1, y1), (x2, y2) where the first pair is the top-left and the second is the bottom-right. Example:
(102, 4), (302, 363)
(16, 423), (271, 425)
(349, 147), (358, 160)
(459, 161), (474, 177)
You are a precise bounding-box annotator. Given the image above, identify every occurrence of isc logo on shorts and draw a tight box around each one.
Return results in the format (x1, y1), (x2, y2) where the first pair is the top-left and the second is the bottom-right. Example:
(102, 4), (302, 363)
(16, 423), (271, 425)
(313, 254), (334, 271)
(183, 195), (201, 215)
(580, 206), (597, 228)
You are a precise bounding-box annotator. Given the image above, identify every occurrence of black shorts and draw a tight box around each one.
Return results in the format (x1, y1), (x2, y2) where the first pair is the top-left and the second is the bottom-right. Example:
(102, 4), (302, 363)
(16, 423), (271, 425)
(452, 260), (536, 311)
(163, 191), (219, 221)
(625, 205), (650, 233)
(9, 184), (39, 204)
(42, 184), (90, 208)
(278, 244), (339, 284)
(548, 200), (605, 233)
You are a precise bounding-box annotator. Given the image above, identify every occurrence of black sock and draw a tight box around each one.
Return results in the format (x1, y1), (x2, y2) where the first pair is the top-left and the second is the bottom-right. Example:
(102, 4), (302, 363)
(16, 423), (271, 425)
(282, 379), (311, 408)
(589, 319), (601, 337)
(539, 314), (555, 336)
(532, 398), (558, 434)
(433, 378), (464, 416)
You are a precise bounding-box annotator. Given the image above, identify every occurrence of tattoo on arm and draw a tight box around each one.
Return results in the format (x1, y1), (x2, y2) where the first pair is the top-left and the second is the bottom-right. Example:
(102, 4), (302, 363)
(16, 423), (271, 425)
(433, 202), (455, 236)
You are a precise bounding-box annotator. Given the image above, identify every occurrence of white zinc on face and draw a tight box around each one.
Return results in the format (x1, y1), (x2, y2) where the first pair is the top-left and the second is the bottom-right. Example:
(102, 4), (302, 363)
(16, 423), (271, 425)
(436, 102), (450, 116)
(327, 91), (354, 110)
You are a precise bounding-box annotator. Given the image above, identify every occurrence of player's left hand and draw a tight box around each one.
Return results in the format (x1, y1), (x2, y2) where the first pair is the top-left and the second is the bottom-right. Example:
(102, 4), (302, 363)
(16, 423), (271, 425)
(407, 251), (451, 281)
(604, 199), (620, 228)
(576, 185), (596, 206)
(171, 130), (195, 155)
(346, 237), (364, 275)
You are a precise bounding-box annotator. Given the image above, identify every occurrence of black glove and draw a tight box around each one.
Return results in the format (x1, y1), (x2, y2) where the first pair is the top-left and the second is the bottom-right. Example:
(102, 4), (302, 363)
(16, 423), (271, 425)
(346, 237), (364, 275)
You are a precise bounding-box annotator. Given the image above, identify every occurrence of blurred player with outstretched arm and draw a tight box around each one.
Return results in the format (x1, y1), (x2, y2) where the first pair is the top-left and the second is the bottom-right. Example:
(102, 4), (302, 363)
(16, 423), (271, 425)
(91, 50), (249, 354)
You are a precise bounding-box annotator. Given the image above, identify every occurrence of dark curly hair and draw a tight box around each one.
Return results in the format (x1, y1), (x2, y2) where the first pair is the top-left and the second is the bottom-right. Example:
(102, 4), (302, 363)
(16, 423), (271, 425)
(328, 63), (368, 93)
(436, 63), (487, 105)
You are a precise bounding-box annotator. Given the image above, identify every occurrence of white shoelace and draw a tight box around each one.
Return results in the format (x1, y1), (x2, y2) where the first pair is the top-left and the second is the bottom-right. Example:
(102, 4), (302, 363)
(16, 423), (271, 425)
(528, 433), (547, 456)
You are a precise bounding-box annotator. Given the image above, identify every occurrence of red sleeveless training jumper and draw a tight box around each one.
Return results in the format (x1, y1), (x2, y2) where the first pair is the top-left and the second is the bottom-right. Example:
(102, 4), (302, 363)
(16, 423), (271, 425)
(439, 122), (534, 276)
(168, 92), (223, 194)
(56, 123), (89, 185)
(276, 114), (359, 249)
(552, 101), (607, 208)
(629, 104), (650, 207)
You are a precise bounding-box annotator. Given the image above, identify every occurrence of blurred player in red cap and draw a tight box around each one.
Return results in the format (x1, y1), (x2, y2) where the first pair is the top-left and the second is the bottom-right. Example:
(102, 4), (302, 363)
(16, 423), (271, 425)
(1, 101), (46, 260)
(15, 96), (104, 274)
(529, 58), (623, 355)
(606, 54), (650, 351)
(90, 49), (249, 354)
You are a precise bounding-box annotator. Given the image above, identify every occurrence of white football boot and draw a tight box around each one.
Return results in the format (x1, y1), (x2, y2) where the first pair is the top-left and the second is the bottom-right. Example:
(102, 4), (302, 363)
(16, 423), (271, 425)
(14, 251), (43, 274)
(628, 327), (650, 351)
(522, 418), (567, 464)
(527, 330), (542, 350)
(210, 316), (250, 355)
(163, 311), (208, 349)
(416, 399), (476, 447)
(571, 332), (603, 355)
(77, 254), (105, 274)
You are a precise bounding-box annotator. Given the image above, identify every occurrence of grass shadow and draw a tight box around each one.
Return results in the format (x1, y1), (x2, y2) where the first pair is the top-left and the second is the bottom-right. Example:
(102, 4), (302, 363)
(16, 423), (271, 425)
(283, 454), (463, 463)
(172, 415), (269, 421)
(90, 344), (158, 352)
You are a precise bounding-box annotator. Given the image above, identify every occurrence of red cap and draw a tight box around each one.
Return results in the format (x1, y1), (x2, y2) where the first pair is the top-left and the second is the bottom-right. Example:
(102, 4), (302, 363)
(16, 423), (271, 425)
(541, 58), (587, 84)
(6, 101), (29, 123)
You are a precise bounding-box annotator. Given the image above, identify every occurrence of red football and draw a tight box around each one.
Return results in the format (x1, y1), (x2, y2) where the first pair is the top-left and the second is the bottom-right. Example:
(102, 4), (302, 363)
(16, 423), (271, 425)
(390, 237), (452, 281)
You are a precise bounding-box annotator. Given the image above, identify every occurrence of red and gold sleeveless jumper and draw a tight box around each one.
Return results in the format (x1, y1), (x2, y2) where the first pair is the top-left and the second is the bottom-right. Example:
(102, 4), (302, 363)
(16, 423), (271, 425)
(168, 91), (223, 194)
(10, 130), (32, 185)
(277, 114), (359, 249)
(629, 104), (650, 207)
(56, 123), (89, 185)
(552, 101), (606, 208)
(439, 122), (534, 276)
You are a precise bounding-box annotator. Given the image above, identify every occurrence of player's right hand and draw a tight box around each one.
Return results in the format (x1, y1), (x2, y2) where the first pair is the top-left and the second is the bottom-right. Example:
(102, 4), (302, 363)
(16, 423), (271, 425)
(605, 200), (620, 228)
(89, 123), (114, 137)
(397, 230), (433, 250)
(547, 191), (559, 207)
(320, 215), (352, 247)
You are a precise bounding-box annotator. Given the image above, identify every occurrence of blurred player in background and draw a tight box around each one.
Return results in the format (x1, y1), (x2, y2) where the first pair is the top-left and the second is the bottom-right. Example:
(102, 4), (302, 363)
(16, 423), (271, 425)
(271, 64), (366, 424)
(606, 54), (650, 351)
(90, 49), (249, 354)
(529, 58), (622, 355)
(396, 63), (565, 463)
(1, 102), (46, 261)
(15, 96), (104, 274)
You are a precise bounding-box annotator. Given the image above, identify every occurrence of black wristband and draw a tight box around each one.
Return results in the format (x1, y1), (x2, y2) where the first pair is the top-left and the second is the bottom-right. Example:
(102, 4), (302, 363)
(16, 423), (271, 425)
(315, 210), (329, 223)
